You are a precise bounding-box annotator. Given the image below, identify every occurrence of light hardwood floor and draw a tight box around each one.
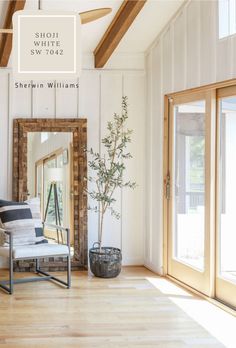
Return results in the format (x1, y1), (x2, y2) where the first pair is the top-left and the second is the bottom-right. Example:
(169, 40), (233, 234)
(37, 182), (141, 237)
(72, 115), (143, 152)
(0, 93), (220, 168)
(0, 266), (231, 347)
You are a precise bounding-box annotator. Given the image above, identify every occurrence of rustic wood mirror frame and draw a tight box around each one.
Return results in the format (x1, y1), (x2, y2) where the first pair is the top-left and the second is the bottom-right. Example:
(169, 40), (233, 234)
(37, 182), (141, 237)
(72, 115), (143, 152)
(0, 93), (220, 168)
(13, 119), (87, 270)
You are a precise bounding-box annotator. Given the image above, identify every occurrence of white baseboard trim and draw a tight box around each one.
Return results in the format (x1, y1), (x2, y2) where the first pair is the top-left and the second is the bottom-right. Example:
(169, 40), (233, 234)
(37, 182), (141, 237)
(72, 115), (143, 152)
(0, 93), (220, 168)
(144, 261), (163, 276)
(122, 258), (144, 266)
(1, 259), (145, 269)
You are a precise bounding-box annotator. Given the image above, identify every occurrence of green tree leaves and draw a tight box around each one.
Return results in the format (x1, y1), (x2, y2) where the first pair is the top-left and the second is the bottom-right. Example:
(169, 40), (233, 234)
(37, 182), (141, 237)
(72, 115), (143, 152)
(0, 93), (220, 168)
(87, 96), (136, 248)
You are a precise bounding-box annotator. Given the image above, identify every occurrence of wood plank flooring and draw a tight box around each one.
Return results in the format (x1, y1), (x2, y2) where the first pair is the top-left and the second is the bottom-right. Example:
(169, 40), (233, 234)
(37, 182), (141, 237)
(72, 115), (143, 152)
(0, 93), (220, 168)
(0, 266), (230, 347)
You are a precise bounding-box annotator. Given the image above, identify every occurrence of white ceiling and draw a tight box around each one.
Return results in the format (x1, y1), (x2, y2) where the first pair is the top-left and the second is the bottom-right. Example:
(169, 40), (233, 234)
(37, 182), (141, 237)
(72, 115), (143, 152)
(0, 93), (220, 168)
(118, 0), (185, 53)
(0, 0), (184, 54)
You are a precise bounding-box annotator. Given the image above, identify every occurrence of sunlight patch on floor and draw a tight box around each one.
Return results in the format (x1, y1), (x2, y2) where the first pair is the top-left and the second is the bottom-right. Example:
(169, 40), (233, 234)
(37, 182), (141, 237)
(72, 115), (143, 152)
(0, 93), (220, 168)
(147, 277), (236, 348)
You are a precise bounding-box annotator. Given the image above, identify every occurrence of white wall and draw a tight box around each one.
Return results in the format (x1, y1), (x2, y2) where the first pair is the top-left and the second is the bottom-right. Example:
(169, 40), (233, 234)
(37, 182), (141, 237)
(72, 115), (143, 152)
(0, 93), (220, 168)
(145, 0), (236, 274)
(0, 54), (146, 268)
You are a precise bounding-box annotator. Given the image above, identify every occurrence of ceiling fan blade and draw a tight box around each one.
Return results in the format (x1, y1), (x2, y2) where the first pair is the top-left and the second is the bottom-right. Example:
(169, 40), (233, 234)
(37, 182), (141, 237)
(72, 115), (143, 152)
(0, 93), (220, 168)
(79, 8), (112, 24)
(0, 29), (13, 34)
(0, 8), (112, 32)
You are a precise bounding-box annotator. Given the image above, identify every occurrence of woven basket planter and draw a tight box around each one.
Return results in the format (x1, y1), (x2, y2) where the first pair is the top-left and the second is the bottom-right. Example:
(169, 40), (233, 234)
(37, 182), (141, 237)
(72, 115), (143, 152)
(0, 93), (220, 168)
(89, 245), (122, 278)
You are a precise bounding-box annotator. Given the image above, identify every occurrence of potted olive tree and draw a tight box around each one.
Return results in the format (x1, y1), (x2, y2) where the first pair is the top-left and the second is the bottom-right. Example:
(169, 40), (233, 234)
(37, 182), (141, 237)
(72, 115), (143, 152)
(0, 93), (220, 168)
(87, 97), (136, 278)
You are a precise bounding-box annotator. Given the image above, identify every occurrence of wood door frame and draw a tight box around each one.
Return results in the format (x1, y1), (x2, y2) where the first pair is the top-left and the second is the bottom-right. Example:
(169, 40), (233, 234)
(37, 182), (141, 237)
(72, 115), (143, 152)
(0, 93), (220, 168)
(215, 85), (236, 308)
(163, 78), (236, 306)
(13, 118), (87, 271)
(165, 91), (215, 296)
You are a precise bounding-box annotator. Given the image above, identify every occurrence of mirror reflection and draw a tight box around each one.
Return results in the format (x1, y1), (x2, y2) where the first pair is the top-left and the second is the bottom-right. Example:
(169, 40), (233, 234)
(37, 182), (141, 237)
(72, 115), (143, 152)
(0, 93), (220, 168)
(27, 132), (73, 247)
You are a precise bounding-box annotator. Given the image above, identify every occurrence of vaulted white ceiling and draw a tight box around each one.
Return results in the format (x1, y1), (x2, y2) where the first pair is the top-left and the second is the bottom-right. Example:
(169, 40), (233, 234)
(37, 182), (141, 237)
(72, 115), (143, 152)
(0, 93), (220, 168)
(118, 0), (185, 53)
(0, 0), (184, 54)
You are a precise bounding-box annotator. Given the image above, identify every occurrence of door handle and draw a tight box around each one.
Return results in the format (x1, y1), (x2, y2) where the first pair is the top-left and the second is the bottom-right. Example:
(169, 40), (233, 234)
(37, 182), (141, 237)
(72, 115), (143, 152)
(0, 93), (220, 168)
(165, 173), (170, 200)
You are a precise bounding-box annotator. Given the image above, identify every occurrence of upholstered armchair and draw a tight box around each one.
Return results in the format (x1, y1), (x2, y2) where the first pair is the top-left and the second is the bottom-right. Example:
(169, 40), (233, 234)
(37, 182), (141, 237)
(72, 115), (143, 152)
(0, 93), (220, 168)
(0, 198), (71, 294)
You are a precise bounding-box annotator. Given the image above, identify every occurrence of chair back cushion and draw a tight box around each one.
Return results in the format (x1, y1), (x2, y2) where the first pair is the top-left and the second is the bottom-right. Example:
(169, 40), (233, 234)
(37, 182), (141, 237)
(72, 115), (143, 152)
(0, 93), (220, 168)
(25, 197), (45, 243)
(0, 199), (45, 246)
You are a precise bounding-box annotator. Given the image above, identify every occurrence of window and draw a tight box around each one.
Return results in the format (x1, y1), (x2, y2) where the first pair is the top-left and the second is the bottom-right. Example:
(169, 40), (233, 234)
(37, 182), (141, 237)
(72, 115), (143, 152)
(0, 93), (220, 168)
(41, 132), (58, 143)
(41, 132), (49, 143)
(219, 0), (236, 39)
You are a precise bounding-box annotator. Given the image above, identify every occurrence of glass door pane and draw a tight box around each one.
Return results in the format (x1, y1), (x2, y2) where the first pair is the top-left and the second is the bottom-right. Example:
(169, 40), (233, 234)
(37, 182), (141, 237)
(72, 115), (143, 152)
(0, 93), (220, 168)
(219, 96), (236, 282)
(168, 92), (212, 296)
(216, 92), (236, 308)
(174, 101), (205, 270)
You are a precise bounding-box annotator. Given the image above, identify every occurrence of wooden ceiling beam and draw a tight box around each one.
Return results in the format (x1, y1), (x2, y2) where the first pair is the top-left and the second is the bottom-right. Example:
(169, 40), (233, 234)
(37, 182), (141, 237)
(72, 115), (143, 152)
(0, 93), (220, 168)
(94, 0), (147, 68)
(0, 0), (25, 67)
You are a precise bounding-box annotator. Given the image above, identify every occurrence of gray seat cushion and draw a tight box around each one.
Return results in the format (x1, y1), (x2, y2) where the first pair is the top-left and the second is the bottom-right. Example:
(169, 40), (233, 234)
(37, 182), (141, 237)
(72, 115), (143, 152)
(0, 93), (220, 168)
(0, 243), (69, 259)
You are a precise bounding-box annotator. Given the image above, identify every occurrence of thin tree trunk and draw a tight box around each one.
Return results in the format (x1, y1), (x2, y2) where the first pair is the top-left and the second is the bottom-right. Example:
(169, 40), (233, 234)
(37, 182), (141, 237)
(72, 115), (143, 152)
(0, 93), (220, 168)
(99, 206), (105, 253)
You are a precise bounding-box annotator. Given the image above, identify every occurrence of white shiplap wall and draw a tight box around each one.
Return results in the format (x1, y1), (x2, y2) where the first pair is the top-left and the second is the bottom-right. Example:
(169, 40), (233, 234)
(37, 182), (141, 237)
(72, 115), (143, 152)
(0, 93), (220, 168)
(145, 0), (236, 274)
(0, 58), (146, 268)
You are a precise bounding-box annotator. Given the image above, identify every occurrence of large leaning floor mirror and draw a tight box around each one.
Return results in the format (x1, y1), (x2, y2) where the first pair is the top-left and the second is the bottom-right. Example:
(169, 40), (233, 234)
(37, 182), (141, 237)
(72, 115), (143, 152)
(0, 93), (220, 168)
(13, 119), (87, 271)
(27, 132), (73, 245)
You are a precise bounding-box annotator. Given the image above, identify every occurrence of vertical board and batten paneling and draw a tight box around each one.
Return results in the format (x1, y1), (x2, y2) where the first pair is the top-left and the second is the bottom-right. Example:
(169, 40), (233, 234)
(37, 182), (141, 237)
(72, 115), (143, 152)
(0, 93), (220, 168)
(200, 0), (217, 85)
(146, 0), (236, 274)
(150, 42), (163, 273)
(145, 52), (152, 266)
(232, 36), (236, 76)
(9, 77), (32, 199)
(145, 43), (164, 274)
(217, 38), (232, 82)
(122, 72), (145, 265)
(100, 73), (123, 249)
(162, 27), (173, 94)
(0, 67), (146, 268)
(56, 80), (78, 118)
(79, 71), (100, 248)
(0, 72), (10, 267)
(0, 73), (9, 200)
(186, 0), (200, 89)
(11, 82), (32, 118)
(173, 9), (186, 92)
(32, 82), (56, 118)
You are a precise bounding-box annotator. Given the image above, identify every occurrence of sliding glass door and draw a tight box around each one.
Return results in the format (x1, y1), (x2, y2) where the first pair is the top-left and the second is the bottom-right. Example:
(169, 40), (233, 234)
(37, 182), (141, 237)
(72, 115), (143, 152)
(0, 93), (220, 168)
(168, 91), (215, 296)
(166, 85), (236, 308)
(216, 86), (236, 308)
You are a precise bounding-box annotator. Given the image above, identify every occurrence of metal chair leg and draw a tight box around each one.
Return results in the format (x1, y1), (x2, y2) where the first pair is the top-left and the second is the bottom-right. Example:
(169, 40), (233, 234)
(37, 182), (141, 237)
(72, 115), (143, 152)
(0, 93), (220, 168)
(0, 233), (13, 295)
(36, 258), (40, 272)
(66, 228), (71, 289)
(9, 234), (13, 294)
(9, 259), (13, 294)
(67, 255), (71, 289)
